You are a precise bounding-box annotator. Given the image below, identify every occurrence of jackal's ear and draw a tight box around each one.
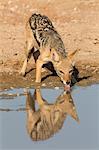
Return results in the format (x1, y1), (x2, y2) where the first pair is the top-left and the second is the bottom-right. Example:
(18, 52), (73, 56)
(29, 16), (36, 30)
(67, 49), (80, 60)
(72, 61), (75, 67)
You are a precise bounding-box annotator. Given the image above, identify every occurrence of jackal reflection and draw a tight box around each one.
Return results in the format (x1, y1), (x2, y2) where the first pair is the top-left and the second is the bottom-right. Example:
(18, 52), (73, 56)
(26, 89), (79, 141)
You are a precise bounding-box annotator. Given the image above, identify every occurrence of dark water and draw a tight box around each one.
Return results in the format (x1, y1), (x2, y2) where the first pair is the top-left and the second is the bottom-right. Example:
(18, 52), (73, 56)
(0, 84), (99, 150)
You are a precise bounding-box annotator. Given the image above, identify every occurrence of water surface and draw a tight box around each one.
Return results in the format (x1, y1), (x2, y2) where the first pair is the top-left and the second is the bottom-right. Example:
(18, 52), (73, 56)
(0, 84), (99, 150)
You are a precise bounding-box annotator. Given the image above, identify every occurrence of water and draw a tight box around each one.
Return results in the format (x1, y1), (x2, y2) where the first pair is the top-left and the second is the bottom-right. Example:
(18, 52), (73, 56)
(0, 84), (99, 150)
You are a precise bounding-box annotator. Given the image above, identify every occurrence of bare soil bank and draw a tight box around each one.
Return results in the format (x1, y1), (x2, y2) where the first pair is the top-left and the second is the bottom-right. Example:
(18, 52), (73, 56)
(0, 0), (99, 90)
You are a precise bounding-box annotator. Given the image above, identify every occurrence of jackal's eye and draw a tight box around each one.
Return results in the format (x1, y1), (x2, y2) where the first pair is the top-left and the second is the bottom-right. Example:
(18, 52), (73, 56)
(59, 70), (64, 74)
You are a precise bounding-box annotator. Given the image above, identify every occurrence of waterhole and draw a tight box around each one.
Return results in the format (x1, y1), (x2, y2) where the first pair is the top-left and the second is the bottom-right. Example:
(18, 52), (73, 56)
(0, 84), (99, 150)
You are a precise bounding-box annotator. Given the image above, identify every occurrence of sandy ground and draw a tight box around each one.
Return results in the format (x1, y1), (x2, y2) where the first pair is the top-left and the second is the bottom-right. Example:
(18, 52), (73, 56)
(0, 0), (99, 90)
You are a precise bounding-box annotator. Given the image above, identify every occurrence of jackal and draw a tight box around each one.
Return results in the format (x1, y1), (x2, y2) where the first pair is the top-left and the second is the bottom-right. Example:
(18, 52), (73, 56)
(20, 13), (78, 90)
(26, 88), (79, 141)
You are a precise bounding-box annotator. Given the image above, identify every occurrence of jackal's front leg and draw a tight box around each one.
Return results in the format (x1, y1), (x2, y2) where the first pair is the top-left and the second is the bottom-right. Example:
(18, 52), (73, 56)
(19, 41), (34, 76)
(35, 58), (44, 83)
(36, 88), (45, 106)
(35, 48), (51, 83)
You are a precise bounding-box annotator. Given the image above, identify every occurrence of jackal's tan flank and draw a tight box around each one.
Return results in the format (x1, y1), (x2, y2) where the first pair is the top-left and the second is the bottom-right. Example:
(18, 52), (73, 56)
(20, 13), (78, 88)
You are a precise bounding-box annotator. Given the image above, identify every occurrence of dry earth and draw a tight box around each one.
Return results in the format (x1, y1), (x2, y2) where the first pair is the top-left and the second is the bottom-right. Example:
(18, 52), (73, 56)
(0, 0), (99, 90)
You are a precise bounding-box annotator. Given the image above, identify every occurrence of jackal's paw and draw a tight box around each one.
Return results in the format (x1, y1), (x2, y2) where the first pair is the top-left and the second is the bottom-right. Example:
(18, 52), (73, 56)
(19, 71), (26, 77)
(35, 79), (41, 83)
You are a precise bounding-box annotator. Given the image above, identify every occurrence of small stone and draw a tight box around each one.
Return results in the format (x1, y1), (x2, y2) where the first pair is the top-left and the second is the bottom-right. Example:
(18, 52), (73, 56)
(9, 72), (12, 75)
(86, 65), (90, 69)
(17, 93), (20, 97)
(10, 7), (15, 12)
(10, 87), (14, 89)
(0, 60), (3, 64)
(42, 83), (46, 87)
(8, 93), (13, 96)
(4, 89), (8, 91)
(74, 7), (77, 11)
(54, 87), (59, 90)
(8, 1), (12, 5)
(26, 5), (30, 9)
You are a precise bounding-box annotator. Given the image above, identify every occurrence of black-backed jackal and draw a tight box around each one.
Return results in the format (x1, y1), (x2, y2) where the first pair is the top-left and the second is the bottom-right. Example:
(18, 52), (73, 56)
(20, 13), (78, 90)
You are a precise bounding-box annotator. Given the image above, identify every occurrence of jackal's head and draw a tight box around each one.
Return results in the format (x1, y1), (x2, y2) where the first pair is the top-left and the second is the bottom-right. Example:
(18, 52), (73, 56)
(52, 49), (79, 91)
(29, 13), (54, 30)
